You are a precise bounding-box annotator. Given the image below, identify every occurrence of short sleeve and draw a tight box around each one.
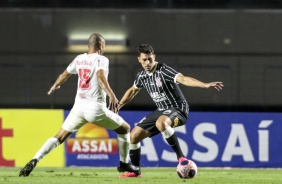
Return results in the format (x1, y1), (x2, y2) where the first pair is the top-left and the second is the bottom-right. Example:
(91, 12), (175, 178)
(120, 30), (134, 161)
(133, 72), (143, 89)
(162, 64), (180, 83)
(66, 57), (78, 74)
(96, 56), (109, 72)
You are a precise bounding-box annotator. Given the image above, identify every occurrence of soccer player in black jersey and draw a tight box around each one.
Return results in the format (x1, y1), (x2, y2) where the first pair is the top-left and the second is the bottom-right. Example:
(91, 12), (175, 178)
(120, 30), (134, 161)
(118, 44), (224, 178)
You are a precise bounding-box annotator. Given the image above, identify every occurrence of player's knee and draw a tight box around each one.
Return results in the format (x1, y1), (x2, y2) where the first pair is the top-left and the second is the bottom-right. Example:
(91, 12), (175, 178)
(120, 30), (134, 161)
(115, 121), (130, 134)
(130, 134), (137, 144)
(122, 121), (130, 132)
(156, 121), (166, 131)
(130, 131), (141, 144)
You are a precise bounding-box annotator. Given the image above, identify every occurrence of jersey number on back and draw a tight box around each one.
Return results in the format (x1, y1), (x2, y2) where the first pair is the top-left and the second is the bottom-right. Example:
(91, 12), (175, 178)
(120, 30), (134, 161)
(78, 69), (91, 89)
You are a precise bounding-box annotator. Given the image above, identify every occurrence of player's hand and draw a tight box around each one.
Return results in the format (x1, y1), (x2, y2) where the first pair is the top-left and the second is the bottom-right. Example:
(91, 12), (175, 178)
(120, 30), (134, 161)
(206, 82), (224, 91)
(108, 96), (119, 114)
(117, 102), (124, 111)
(47, 85), (60, 95)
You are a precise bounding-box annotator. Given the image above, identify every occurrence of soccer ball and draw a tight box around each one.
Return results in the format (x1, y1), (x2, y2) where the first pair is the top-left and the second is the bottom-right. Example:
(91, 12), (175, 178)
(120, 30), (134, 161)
(176, 159), (197, 179)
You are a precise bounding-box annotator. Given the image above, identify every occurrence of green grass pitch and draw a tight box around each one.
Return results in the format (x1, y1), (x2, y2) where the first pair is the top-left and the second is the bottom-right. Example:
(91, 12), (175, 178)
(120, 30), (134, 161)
(1, 167), (282, 184)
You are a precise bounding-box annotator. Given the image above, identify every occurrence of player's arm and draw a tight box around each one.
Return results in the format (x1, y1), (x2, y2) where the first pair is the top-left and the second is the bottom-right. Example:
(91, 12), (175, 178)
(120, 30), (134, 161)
(97, 69), (119, 113)
(47, 70), (72, 95)
(118, 85), (140, 110)
(176, 73), (224, 91)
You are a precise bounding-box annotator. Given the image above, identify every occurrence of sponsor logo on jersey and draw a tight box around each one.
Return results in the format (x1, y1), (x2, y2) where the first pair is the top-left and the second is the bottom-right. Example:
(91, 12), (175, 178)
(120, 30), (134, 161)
(173, 117), (179, 127)
(150, 92), (167, 102)
(77, 60), (93, 66)
(155, 77), (162, 87)
(163, 110), (172, 114)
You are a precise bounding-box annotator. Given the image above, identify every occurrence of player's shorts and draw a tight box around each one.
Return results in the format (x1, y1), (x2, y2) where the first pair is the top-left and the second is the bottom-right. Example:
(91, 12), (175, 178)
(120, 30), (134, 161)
(137, 108), (188, 137)
(62, 104), (125, 133)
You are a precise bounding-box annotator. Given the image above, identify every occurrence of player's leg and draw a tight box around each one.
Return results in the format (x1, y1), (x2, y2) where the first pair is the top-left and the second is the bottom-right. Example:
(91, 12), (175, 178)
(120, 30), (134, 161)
(113, 121), (130, 163)
(120, 112), (160, 178)
(19, 110), (85, 177)
(155, 109), (188, 163)
(129, 126), (151, 167)
(156, 115), (186, 161)
(119, 126), (150, 178)
(89, 107), (139, 174)
(113, 122), (140, 173)
(33, 111), (85, 161)
(34, 128), (71, 161)
(19, 128), (72, 177)
(156, 108), (187, 162)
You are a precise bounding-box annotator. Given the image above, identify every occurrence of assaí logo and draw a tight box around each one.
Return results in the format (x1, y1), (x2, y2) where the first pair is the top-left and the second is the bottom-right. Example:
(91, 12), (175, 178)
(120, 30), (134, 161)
(66, 123), (118, 160)
(140, 120), (273, 165)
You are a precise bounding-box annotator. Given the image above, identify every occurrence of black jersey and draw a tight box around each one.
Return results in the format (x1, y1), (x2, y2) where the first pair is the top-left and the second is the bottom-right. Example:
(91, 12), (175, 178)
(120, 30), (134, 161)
(134, 63), (189, 113)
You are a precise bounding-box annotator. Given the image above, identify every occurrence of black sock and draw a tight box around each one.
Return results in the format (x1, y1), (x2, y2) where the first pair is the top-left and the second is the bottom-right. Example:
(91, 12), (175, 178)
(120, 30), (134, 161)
(166, 133), (184, 159)
(129, 148), (141, 167)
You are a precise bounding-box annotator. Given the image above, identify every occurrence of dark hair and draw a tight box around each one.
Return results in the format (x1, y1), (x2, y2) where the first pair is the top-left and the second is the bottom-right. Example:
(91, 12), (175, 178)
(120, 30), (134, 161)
(138, 44), (154, 54)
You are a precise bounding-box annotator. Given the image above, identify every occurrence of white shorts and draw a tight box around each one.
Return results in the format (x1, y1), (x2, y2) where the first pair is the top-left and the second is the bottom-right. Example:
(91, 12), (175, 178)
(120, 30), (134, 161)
(62, 105), (125, 133)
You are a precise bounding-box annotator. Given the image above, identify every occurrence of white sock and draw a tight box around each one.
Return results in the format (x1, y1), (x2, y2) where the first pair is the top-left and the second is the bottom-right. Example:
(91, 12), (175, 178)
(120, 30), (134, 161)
(117, 133), (130, 163)
(33, 137), (60, 161)
(130, 143), (141, 150)
(161, 126), (175, 138)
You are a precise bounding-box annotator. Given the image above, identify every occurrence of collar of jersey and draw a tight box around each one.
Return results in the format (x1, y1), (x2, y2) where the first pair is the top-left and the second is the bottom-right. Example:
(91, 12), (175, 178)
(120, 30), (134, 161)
(146, 62), (158, 76)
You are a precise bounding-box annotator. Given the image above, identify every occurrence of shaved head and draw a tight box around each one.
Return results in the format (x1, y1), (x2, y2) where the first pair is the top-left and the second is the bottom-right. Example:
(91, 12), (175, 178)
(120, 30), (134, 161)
(88, 33), (105, 54)
(88, 33), (105, 49)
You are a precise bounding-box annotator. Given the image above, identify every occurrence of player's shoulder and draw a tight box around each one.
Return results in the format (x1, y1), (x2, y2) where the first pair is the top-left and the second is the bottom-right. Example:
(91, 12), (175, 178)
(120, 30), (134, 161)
(98, 54), (108, 60)
(159, 63), (170, 68)
(158, 63), (170, 71)
(136, 70), (146, 76)
(158, 63), (179, 75)
(76, 53), (108, 60)
(76, 53), (87, 59)
(97, 55), (109, 62)
(135, 70), (147, 80)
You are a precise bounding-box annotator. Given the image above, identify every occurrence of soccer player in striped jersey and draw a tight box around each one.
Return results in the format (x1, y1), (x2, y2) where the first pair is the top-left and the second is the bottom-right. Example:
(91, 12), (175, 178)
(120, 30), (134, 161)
(119, 44), (224, 178)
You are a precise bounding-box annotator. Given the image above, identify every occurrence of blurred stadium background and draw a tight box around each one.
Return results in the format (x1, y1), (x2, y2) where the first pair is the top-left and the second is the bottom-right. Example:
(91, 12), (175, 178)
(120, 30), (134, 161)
(1, 0), (282, 112)
(1, 0), (282, 169)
